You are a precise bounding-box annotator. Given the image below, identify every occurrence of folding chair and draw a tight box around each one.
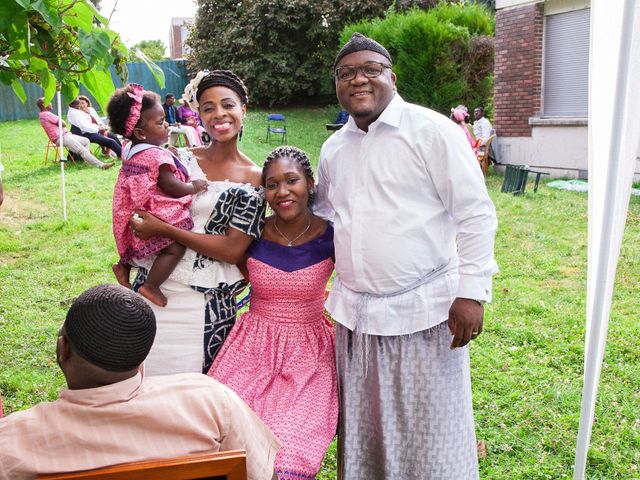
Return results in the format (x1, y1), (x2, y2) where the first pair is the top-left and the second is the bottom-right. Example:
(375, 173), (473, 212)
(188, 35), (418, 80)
(37, 450), (247, 480)
(45, 139), (76, 166)
(266, 114), (287, 144)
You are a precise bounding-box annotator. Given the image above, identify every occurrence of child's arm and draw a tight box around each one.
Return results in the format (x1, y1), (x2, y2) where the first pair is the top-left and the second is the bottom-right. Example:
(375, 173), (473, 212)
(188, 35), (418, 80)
(157, 164), (208, 198)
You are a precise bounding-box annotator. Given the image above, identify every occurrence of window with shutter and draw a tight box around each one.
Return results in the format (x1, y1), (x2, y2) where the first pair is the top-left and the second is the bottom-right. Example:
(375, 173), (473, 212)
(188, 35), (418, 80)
(543, 8), (590, 117)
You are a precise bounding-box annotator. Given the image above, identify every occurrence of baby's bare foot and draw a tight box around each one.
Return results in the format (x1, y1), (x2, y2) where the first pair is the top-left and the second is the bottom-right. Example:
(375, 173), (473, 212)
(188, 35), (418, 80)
(139, 284), (168, 307)
(112, 263), (132, 289)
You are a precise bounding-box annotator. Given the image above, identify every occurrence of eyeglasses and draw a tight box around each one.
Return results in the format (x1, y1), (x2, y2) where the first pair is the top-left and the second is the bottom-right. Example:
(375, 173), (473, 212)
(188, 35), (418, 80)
(335, 62), (392, 82)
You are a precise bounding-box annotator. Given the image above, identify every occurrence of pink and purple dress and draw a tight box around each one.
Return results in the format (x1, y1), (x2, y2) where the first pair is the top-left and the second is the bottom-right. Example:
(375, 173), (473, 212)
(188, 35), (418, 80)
(112, 143), (193, 263)
(208, 224), (338, 480)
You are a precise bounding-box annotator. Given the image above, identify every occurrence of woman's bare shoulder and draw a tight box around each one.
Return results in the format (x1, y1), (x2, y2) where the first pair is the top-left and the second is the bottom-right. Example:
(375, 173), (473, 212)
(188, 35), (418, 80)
(244, 165), (263, 187)
(238, 154), (263, 187)
(189, 145), (208, 159)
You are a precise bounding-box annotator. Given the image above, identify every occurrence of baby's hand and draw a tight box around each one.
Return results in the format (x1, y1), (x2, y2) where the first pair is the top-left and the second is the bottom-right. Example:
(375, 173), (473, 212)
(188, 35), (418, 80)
(191, 179), (208, 193)
(166, 145), (179, 157)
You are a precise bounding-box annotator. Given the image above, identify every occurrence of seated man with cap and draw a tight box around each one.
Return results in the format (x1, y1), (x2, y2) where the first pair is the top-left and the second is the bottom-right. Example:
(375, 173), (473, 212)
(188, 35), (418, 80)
(0, 284), (280, 480)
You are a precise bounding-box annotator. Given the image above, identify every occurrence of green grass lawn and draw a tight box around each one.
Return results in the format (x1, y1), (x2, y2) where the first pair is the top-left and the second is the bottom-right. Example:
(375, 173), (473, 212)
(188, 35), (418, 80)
(1, 110), (639, 479)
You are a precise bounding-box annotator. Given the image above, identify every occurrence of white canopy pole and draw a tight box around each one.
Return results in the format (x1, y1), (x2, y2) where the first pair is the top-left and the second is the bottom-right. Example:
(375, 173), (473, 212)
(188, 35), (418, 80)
(56, 91), (67, 221)
(574, 1), (640, 478)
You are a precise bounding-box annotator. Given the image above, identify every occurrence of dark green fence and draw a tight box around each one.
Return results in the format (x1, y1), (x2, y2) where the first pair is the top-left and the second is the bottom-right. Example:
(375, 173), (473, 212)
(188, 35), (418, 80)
(0, 60), (189, 122)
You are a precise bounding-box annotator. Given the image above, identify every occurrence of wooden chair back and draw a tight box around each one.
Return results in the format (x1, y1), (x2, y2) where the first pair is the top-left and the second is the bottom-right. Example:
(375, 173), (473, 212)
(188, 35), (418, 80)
(477, 134), (495, 175)
(37, 450), (247, 480)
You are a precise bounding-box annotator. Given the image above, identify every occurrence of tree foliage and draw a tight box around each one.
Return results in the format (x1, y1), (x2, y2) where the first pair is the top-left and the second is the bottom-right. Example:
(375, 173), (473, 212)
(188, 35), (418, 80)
(342, 2), (495, 115)
(132, 40), (167, 62)
(187, 0), (395, 106)
(0, 0), (164, 111)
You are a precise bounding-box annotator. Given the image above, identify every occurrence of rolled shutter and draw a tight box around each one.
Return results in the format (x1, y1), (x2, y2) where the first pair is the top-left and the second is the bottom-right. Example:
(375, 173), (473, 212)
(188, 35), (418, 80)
(543, 8), (590, 117)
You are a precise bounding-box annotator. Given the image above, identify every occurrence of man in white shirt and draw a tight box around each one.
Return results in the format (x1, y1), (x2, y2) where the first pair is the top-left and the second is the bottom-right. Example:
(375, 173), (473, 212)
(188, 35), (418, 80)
(315, 33), (498, 479)
(473, 105), (493, 143)
(67, 98), (122, 158)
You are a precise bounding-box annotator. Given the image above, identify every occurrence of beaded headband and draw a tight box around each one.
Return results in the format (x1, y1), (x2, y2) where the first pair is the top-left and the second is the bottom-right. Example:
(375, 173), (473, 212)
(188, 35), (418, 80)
(124, 83), (145, 138)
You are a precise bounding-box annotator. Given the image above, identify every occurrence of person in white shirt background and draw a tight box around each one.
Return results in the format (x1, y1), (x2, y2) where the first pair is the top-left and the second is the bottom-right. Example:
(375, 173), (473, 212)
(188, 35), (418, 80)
(68, 97), (122, 158)
(315, 33), (498, 479)
(473, 105), (493, 144)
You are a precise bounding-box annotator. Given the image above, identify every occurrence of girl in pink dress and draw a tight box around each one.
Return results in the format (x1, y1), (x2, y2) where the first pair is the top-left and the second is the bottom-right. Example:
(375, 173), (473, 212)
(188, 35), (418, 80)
(208, 146), (338, 480)
(108, 84), (207, 307)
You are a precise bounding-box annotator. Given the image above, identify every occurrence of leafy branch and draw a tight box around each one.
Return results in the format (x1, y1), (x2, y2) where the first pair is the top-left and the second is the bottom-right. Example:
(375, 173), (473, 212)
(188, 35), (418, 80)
(0, 0), (164, 111)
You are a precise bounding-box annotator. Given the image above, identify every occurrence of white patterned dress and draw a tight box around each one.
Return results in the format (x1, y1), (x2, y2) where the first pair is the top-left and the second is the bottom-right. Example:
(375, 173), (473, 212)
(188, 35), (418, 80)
(133, 149), (265, 376)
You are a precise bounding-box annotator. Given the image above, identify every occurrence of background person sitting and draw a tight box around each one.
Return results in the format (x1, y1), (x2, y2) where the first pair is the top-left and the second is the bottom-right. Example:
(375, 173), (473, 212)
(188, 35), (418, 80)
(68, 98), (122, 158)
(77, 95), (117, 158)
(177, 98), (205, 143)
(0, 284), (280, 480)
(473, 106), (493, 144)
(37, 98), (114, 170)
(163, 93), (200, 147)
(78, 95), (104, 126)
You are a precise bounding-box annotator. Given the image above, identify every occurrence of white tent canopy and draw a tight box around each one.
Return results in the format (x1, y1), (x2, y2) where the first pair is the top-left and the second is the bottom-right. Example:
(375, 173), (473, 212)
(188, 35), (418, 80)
(574, 0), (640, 478)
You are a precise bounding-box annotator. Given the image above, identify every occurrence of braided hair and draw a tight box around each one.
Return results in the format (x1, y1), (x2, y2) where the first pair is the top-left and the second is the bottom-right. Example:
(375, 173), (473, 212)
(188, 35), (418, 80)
(263, 146), (316, 206)
(107, 86), (159, 138)
(195, 70), (249, 106)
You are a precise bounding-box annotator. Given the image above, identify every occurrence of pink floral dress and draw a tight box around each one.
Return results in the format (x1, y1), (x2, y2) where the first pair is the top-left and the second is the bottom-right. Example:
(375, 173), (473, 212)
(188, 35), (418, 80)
(112, 143), (193, 263)
(209, 224), (338, 480)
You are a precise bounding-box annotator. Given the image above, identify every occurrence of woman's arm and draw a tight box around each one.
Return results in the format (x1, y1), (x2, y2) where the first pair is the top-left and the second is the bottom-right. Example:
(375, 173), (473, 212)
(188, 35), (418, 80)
(131, 210), (253, 264)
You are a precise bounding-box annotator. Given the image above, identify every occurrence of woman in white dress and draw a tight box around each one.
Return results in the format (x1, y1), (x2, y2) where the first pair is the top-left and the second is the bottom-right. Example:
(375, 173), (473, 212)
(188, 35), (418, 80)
(130, 70), (265, 375)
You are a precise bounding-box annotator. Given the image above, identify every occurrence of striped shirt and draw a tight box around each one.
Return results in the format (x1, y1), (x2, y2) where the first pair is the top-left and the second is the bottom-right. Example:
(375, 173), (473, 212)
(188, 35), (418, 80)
(0, 372), (280, 480)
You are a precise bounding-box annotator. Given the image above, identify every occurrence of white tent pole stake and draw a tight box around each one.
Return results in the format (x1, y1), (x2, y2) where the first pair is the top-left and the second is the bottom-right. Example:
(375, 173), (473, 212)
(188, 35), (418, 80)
(56, 91), (67, 221)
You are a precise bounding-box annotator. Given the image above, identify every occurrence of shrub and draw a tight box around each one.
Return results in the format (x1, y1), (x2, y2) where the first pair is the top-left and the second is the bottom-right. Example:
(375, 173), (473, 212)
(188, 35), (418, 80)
(341, 2), (494, 115)
(187, 0), (393, 106)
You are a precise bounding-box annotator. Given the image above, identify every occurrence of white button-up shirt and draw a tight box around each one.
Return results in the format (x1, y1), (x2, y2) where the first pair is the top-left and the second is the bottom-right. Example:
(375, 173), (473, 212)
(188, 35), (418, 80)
(315, 94), (498, 335)
(67, 106), (100, 134)
(473, 116), (493, 142)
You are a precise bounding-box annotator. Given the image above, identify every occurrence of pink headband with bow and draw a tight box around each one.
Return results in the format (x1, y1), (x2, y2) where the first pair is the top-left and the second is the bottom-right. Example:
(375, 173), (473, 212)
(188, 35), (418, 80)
(451, 107), (467, 123)
(124, 83), (145, 138)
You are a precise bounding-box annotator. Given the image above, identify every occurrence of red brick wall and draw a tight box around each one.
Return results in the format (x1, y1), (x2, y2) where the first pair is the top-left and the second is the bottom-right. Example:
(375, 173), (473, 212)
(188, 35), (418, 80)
(494, 2), (544, 137)
(170, 25), (183, 59)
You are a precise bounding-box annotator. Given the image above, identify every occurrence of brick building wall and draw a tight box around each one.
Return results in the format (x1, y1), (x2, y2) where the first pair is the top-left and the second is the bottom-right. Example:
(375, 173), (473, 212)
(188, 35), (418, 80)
(170, 25), (183, 59)
(494, 2), (544, 137)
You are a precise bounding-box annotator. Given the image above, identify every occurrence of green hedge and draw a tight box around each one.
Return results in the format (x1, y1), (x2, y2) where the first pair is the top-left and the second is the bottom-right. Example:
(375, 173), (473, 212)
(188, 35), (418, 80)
(341, 2), (494, 116)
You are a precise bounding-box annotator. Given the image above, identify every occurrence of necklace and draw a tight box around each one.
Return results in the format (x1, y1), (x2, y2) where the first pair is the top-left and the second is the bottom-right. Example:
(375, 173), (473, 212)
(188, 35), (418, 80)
(273, 215), (311, 247)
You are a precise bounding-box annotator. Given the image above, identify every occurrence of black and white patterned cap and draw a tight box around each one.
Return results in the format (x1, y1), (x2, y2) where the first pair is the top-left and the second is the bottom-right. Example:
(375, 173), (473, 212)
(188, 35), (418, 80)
(334, 32), (393, 68)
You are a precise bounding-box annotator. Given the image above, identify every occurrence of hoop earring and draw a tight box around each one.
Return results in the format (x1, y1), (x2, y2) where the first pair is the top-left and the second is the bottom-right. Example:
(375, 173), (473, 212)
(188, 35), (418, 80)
(238, 125), (244, 142)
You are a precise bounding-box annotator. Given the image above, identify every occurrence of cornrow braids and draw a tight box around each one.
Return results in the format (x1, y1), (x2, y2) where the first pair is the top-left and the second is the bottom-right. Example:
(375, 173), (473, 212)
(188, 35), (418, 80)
(262, 146), (316, 206)
(195, 70), (249, 106)
(107, 87), (159, 138)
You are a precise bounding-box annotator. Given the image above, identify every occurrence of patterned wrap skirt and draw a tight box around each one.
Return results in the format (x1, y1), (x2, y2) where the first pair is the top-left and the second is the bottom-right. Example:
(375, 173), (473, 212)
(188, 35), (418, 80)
(335, 321), (479, 480)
